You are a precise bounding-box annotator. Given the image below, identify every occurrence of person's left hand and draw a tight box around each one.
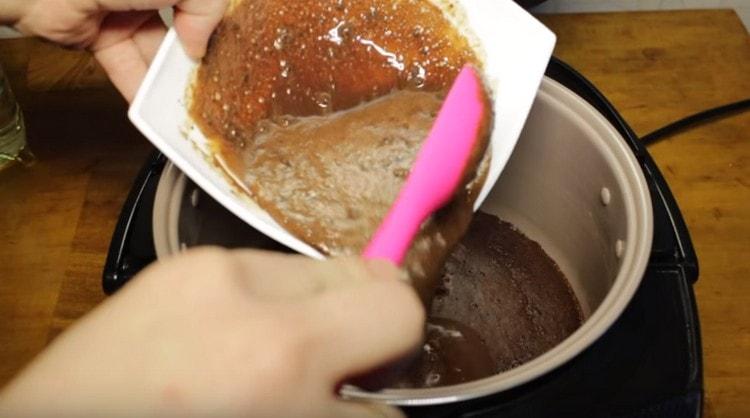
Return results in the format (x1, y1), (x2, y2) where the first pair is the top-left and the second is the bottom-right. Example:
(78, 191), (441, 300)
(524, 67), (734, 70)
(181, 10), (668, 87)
(10, 0), (229, 102)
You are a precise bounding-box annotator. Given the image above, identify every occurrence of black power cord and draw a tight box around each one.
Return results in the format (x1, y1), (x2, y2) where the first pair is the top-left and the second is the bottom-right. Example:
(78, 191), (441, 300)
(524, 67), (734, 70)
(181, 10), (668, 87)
(641, 98), (750, 145)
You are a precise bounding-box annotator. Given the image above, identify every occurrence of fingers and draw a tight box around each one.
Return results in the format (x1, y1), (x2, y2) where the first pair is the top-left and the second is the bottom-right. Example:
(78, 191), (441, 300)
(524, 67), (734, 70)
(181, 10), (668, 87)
(91, 11), (159, 101)
(91, 10), (154, 50)
(221, 250), (424, 380)
(94, 37), (148, 102)
(91, 0), (227, 101)
(173, 0), (229, 59)
(131, 13), (167, 63)
(302, 277), (426, 382)
(202, 249), (424, 383)
(159, 248), (424, 390)
(94, 0), (229, 59)
(229, 251), (403, 301)
(331, 400), (406, 418)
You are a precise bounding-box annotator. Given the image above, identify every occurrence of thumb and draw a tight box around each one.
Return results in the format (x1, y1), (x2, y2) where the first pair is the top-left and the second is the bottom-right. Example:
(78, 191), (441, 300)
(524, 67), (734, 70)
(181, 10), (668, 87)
(173, 0), (229, 59)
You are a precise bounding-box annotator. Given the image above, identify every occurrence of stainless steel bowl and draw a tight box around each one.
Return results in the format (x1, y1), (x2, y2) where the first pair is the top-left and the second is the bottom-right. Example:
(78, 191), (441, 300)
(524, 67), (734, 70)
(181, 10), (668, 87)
(152, 77), (653, 406)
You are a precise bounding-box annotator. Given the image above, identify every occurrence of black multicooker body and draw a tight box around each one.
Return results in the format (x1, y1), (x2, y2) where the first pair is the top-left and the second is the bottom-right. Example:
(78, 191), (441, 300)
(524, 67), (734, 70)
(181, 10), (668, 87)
(103, 58), (702, 418)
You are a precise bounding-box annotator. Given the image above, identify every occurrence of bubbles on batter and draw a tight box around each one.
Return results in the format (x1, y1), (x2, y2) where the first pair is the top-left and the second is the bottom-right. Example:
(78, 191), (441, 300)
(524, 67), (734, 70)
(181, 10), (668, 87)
(274, 27), (291, 51)
(313, 91), (332, 110)
(279, 60), (291, 78)
(193, 0), (481, 169)
(408, 63), (427, 89)
(238, 0), (476, 119)
(274, 115), (297, 128)
(424, 372), (441, 387)
(325, 21), (351, 45)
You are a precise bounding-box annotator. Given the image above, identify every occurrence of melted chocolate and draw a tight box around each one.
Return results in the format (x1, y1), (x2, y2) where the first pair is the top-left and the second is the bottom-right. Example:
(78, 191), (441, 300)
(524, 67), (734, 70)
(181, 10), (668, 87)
(235, 90), (445, 255)
(190, 0), (581, 389)
(191, 0), (492, 302)
(392, 317), (496, 388)
(192, 0), (480, 143)
(389, 212), (584, 388)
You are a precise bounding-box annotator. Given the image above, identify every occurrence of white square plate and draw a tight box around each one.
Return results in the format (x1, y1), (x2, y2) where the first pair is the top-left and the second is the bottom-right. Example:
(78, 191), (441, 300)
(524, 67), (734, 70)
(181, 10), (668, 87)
(129, 0), (555, 259)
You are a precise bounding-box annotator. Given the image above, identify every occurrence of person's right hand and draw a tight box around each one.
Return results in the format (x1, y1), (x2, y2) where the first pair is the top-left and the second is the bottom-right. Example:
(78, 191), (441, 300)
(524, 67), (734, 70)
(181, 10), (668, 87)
(0, 249), (425, 418)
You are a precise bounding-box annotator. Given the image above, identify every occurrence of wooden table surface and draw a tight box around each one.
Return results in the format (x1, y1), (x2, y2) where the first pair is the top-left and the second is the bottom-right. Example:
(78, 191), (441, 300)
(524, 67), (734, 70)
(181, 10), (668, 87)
(1, 9), (748, 417)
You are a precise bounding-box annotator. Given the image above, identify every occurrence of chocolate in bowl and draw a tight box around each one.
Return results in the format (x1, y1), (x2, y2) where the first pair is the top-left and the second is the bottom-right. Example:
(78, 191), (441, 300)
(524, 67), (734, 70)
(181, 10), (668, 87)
(189, 0), (493, 303)
(378, 211), (583, 388)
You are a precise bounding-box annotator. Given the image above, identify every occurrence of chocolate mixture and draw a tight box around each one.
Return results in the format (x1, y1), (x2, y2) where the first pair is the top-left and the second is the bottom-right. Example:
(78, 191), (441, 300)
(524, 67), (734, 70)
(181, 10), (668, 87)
(393, 212), (584, 388)
(192, 0), (481, 140)
(191, 0), (492, 302)
(190, 0), (583, 389)
(190, 198), (585, 388)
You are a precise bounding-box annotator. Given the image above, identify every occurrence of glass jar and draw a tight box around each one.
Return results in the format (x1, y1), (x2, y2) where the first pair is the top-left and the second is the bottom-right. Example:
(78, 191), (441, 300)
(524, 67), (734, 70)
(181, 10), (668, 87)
(0, 63), (33, 171)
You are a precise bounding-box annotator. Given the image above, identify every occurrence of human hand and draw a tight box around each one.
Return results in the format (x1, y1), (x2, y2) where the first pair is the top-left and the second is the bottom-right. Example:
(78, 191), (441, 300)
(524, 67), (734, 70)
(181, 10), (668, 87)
(6, 0), (229, 102)
(0, 249), (424, 417)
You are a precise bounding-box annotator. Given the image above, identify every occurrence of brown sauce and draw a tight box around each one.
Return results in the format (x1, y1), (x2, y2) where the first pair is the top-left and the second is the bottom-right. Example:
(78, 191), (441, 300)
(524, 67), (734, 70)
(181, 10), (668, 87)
(186, 189), (585, 388)
(190, 0), (492, 303)
(392, 212), (584, 388)
(189, 0), (582, 390)
(192, 0), (481, 142)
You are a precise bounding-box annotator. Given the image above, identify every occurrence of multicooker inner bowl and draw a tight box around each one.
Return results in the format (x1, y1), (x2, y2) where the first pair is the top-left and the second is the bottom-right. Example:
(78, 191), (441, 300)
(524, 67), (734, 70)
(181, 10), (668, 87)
(151, 77), (653, 405)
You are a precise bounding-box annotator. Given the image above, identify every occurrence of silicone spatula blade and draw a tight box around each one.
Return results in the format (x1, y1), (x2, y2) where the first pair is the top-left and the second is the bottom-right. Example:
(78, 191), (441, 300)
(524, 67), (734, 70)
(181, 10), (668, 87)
(363, 64), (487, 265)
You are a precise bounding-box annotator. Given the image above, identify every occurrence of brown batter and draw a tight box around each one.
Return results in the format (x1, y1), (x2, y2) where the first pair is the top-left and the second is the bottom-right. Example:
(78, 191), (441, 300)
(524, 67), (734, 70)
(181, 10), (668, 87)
(190, 198), (585, 389)
(190, 0), (580, 389)
(192, 0), (481, 142)
(191, 0), (493, 302)
(236, 90), (445, 255)
(391, 212), (584, 388)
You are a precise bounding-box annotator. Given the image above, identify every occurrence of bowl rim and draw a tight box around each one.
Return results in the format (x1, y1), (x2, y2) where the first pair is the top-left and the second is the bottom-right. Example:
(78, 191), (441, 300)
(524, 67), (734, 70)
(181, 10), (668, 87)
(130, 0), (557, 262)
(152, 76), (654, 406)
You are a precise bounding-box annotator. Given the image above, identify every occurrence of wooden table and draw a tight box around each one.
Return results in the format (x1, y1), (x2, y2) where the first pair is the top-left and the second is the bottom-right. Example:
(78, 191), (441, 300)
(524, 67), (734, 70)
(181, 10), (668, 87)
(1, 9), (748, 417)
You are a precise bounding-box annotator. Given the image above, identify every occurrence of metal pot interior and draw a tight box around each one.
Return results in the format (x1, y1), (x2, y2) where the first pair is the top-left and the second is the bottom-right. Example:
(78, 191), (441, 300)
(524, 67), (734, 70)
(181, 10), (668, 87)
(153, 77), (653, 405)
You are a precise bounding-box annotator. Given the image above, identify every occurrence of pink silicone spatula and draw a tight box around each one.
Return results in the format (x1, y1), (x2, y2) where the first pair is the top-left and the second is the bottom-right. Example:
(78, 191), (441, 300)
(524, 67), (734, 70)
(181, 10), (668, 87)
(363, 64), (487, 265)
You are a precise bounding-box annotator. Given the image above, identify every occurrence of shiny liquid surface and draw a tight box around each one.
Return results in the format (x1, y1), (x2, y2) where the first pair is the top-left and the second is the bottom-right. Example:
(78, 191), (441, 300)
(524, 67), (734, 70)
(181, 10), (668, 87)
(191, 0), (491, 303)
(181, 191), (584, 388)
(393, 212), (584, 388)
(188, 0), (579, 392)
(192, 0), (480, 143)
